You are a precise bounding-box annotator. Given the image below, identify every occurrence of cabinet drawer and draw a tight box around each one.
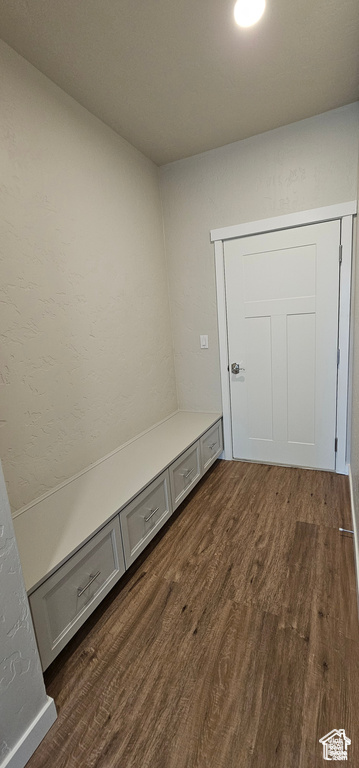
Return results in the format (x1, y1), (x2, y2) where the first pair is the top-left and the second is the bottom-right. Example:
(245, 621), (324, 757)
(169, 441), (201, 511)
(120, 470), (172, 568)
(29, 517), (125, 670)
(200, 421), (223, 471)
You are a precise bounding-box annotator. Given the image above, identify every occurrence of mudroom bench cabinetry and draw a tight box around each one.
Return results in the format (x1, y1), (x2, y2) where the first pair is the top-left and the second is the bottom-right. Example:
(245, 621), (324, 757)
(13, 411), (223, 670)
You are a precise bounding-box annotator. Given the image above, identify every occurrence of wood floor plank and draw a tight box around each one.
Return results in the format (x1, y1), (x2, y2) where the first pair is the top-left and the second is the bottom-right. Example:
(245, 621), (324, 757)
(300, 617), (359, 767)
(314, 525), (358, 641)
(251, 624), (310, 768)
(230, 503), (296, 615)
(274, 465), (352, 528)
(26, 460), (359, 768)
(279, 520), (319, 637)
(168, 601), (280, 768)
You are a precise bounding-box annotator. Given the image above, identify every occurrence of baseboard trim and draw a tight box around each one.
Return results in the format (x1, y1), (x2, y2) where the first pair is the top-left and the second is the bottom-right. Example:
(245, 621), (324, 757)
(1, 697), (57, 768)
(348, 464), (359, 614)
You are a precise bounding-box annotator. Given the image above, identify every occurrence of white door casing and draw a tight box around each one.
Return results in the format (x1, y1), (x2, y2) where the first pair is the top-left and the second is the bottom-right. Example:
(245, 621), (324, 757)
(225, 221), (340, 470)
(211, 202), (357, 474)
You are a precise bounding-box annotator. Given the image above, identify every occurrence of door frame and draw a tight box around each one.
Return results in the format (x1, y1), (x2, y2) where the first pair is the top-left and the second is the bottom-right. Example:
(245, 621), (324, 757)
(211, 201), (357, 474)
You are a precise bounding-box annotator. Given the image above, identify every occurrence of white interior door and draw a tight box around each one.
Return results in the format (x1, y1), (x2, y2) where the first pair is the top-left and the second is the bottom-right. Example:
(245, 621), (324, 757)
(224, 220), (341, 470)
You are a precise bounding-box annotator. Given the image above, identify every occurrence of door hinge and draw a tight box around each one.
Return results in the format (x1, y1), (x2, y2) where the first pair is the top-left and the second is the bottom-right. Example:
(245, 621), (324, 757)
(339, 244), (343, 264)
(335, 437), (338, 452)
(337, 348), (340, 367)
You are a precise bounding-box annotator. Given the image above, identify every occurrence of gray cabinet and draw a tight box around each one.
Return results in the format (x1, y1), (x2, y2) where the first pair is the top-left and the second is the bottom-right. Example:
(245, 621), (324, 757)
(26, 416), (222, 670)
(200, 421), (223, 471)
(169, 441), (202, 510)
(120, 470), (171, 568)
(29, 517), (125, 669)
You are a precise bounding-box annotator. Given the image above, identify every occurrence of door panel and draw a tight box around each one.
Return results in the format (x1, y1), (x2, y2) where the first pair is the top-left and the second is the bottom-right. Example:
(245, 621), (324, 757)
(246, 316), (273, 440)
(287, 313), (316, 445)
(224, 221), (340, 470)
(243, 244), (316, 301)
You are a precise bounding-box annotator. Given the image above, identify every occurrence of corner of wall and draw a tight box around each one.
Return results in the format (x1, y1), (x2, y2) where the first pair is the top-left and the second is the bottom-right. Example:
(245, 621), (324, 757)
(158, 167), (180, 411)
(1, 698), (57, 768)
(348, 465), (359, 617)
(0, 458), (57, 767)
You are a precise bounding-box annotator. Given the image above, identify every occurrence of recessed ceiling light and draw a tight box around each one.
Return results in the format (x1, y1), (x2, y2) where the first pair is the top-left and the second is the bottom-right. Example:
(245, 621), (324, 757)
(234, 0), (266, 27)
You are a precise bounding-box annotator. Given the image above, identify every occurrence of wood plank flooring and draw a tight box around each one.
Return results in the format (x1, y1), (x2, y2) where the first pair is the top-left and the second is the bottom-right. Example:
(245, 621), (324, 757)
(27, 461), (358, 768)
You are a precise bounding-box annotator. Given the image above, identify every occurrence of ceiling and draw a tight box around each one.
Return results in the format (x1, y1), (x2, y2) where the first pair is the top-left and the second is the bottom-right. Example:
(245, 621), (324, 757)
(0, 0), (358, 165)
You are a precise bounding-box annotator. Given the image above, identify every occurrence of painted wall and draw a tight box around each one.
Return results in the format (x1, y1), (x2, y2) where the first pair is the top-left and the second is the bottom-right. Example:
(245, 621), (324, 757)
(0, 458), (52, 765)
(160, 104), (359, 412)
(350, 157), (359, 545)
(0, 41), (177, 512)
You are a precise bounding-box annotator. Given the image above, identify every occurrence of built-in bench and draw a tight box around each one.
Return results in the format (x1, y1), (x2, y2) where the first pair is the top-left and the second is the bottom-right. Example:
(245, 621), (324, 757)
(13, 411), (223, 669)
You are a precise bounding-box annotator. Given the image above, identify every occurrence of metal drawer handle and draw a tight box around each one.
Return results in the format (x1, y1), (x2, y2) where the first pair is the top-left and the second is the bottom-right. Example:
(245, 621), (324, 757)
(208, 442), (217, 450)
(180, 468), (195, 479)
(77, 571), (101, 598)
(144, 506), (160, 522)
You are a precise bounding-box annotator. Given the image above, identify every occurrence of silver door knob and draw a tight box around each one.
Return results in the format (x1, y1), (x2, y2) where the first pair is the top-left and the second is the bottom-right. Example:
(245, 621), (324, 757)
(231, 363), (245, 374)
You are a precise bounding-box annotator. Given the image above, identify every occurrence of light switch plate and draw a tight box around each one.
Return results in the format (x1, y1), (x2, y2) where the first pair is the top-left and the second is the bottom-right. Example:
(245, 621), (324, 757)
(200, 335), (208, 349)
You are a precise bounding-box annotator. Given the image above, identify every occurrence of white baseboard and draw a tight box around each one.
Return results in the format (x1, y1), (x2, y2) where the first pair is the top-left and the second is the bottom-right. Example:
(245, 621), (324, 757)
(1, 697), (57, 768)
(348, 464), (359, 614)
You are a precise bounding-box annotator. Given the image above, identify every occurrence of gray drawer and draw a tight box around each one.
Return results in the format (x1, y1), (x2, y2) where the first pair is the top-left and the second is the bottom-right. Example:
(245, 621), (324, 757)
(200, 421), (223, 471)
(29, 517), (125, 670)
(169, 441), (201, 510)
(120, 470), (172, 568)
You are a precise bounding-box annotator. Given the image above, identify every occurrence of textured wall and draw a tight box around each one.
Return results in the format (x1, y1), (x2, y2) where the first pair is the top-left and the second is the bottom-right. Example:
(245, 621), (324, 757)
(0, 459), (49, 761)
(160, 104), (359, 412)
(350, 158), (359, 534)
(0, 41), (177, 512)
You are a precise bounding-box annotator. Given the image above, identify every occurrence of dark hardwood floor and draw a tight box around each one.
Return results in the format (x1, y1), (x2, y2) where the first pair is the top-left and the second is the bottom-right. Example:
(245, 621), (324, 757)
(28, 461), (358, 768)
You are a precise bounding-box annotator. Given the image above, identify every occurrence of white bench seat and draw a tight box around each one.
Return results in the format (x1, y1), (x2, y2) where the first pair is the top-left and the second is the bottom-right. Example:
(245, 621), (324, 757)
(14, 411), (222, 594)
(13, 410), (222, 669)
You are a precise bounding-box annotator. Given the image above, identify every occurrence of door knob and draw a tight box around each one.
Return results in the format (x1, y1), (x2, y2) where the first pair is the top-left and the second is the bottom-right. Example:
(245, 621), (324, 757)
(231, 363), (245, 374)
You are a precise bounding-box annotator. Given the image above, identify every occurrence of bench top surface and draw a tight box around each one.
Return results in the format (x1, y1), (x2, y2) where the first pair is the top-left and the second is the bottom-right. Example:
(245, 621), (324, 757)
(13, 411), (221, 593)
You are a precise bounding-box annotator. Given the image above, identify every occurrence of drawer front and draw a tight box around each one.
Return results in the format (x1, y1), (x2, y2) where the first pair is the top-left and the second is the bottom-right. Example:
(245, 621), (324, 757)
(30, 517), (125, 670)
(120, 470), (172, 568)
(201, 421), (223, 472)
(169, 441), (201, 511)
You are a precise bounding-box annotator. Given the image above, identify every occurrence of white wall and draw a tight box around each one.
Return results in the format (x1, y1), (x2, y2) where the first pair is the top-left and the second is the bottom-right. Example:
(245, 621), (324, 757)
(160, 104), (359, 412)
(0, 459), (56, 768)
(350, 158), (359, 573)
(0, 41), (177, 512)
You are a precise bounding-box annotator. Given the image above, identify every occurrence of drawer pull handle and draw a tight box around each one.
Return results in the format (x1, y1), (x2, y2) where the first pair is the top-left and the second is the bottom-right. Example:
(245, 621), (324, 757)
(77, 571), (101, 598)
(208, 442), (217, 450)
(144, 506), (160, 522)
(181, 468), (195, 479)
